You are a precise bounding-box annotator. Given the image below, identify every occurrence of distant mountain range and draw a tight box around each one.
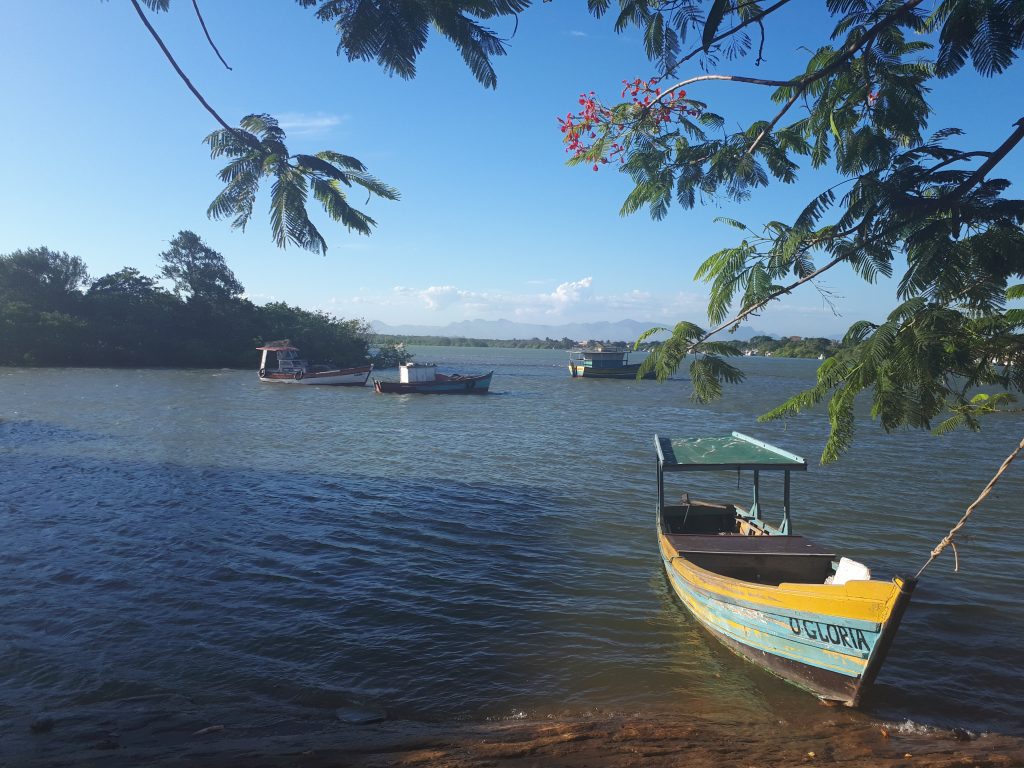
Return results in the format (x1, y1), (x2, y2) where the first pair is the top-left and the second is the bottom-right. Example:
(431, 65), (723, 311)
(369, 318), (765, 342)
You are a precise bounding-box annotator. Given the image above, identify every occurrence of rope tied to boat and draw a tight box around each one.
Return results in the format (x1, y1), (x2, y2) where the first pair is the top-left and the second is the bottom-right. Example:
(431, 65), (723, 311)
(915, 435), (1024, 580)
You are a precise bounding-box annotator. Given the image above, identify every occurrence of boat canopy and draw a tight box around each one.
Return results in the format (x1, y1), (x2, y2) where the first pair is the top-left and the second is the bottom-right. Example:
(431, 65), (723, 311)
(256, 339), (298, 352)
(570, 347), (627, 358)
(656, 432), (806, 472)
(655, 432), (806, 534)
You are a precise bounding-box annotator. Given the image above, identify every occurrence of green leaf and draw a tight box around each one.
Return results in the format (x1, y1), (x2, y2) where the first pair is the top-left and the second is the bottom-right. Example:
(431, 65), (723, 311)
(702, 0), (729, 52)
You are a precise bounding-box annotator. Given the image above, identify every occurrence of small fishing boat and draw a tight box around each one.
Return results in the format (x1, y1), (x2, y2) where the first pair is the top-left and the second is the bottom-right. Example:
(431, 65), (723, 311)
(568, 345), (655, 379)
(655, 432), (915, 706)
(373, 363), (492, 394)
(256, 340), (372, 386)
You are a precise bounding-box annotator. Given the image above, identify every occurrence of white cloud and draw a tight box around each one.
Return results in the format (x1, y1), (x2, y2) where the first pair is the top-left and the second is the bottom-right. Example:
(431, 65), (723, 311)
(276, 112), (346, 136)
(324, 277), (706, 326)
(542, 276), (593, 312)
(419, 285), (462, 310)
(569, 30), (588, 37)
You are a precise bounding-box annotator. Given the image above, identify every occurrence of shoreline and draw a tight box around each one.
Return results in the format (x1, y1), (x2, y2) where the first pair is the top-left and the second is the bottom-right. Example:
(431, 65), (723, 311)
(16, 710), (1024, 768)
(183, 714), (1024, 768)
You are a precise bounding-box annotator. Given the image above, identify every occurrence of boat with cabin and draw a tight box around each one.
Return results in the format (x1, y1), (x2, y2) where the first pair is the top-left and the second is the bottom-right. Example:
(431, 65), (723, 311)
(655, 431), (915, 706)
(568, 345), (655, 379)
(373, 363), (493, 394)
(256, 340), (372, 386)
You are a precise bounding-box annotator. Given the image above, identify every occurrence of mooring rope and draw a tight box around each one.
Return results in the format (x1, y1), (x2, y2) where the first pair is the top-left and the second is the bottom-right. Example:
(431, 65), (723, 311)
(915, 435), (1024, 580)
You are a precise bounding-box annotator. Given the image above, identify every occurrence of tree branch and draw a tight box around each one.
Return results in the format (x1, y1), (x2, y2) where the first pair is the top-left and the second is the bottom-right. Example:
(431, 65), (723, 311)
(665, 0), (794, 78)
(686, 114), (1023, 354)
(692, 252), (848, 351)
(657, 0), (928, 156)
(130, 0), (256, 148)
(192, 0), (232, 70)
(945, 118), (1024, 201)
(659, 73), (796, 99)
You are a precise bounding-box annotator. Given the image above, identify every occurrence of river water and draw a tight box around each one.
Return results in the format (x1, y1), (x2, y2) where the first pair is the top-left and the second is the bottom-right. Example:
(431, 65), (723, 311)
(2, 348), (1022, 764)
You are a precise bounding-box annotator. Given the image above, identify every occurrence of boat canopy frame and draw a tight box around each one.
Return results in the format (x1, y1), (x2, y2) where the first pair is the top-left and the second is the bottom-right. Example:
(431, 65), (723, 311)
(655, 432), (807, 535)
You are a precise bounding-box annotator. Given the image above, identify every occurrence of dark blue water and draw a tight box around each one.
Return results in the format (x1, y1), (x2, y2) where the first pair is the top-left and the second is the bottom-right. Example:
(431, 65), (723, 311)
(2, 348), (1022, 764)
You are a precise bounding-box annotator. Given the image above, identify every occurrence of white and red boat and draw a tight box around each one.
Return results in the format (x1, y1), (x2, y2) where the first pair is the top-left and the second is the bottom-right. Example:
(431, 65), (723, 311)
(256, 340), (372, 386)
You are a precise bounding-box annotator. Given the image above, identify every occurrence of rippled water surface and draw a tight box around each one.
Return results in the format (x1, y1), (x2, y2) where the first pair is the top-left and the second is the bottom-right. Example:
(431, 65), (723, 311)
(2, 349), (1022, 763)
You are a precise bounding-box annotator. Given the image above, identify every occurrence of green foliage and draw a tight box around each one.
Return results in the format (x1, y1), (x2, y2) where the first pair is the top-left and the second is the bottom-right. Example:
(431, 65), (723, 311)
(369, 342), (414, 368)
(159, 230), (244, 301)
(132, 0), (509, 252)
(570, 0), (1024, 462)
(759, 300), (1024, 462)
(205, 115), (399, 254)
(0, 247), (90, 311)
(637, 321), (744, 401)
(297, 0), (530, 89)
(0, 242), (373, 369)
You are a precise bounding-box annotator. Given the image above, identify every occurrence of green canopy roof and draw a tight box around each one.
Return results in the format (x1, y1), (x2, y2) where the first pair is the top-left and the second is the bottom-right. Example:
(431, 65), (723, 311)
(655, 432), (806, 472)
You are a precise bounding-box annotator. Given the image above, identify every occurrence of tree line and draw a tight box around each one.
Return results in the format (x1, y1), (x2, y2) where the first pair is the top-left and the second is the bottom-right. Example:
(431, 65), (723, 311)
(0, 232), (388, 369)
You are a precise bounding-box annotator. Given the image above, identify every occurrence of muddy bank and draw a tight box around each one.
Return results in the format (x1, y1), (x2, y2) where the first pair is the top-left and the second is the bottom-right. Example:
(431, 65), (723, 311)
(18, 710), (1024, 767)
(216, 716), (1024, 768)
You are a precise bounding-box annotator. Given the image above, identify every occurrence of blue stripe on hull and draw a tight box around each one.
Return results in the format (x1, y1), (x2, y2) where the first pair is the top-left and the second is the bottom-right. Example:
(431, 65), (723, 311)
(662, 556), (876, 681)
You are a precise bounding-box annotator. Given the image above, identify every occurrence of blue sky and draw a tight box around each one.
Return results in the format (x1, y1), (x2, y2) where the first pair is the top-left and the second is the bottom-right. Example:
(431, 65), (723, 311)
(2, 2), (1022, 336)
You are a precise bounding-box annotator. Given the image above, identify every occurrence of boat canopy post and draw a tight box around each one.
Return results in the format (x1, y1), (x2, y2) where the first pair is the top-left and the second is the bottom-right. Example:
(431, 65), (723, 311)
(751, 469), (761, 521)
(657, 457), (665, 512)
(260, 349), (269, 369)
(780, 470), (792, 534)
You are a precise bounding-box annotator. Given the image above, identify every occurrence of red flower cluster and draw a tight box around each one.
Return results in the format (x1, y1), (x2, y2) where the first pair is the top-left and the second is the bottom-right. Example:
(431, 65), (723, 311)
(557, 77), (702, 171)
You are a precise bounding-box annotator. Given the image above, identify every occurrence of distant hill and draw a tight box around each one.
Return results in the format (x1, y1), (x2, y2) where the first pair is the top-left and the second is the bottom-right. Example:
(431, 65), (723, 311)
(369, 318), (763, 342)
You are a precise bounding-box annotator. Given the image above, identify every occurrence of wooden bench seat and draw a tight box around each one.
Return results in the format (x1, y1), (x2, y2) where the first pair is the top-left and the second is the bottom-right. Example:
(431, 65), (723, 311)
(665, 533), (837, 585)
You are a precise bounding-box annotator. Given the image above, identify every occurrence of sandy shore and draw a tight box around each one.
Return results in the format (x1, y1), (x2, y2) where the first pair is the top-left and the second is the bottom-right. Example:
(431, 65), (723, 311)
(37, 711), (1018, 768)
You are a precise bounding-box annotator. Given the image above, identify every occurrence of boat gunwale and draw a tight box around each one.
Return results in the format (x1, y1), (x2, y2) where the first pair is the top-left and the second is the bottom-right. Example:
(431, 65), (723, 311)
(658, 532), (907, 621)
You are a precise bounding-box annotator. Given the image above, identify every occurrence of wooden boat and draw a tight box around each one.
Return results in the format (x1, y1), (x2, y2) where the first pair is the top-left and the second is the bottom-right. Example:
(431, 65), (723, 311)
(373, 363), (492, 394)
(256, 340), (372, 386)
(568, 346), (655, 379)
(655, 432), (916, 706)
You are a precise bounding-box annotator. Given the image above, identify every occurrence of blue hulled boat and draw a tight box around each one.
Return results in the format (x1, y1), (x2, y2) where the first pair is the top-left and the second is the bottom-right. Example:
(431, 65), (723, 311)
(655, 432), (916, 706)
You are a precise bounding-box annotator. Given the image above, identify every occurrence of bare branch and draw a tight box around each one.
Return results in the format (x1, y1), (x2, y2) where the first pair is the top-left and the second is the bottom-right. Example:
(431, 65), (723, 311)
(192, 0), (233, 70)
(659, 73), (795, 99)
(130, 0), (256, 148)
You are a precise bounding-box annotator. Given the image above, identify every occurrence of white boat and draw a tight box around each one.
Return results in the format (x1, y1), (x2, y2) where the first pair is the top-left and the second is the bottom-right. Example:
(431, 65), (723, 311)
(256, 340), (372, 386)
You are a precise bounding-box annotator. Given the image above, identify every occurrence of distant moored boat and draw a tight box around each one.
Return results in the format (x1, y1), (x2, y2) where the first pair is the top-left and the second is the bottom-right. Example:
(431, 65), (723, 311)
(568, 345), (655, 379)
(373, 363), (492, 394)
(256, 340), (372, 386)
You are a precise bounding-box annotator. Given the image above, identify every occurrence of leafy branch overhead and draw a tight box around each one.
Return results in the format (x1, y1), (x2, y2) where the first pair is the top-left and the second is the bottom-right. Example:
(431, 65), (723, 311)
(636, 321), (745, 403)
(563, 0), (1024, 462)
(205, 115), (398, 254)
(132, 0), (525, 253)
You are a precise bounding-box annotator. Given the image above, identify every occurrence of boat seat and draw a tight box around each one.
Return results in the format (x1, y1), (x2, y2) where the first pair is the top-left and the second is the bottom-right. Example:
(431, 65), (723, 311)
(665, 534), (837, 585)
